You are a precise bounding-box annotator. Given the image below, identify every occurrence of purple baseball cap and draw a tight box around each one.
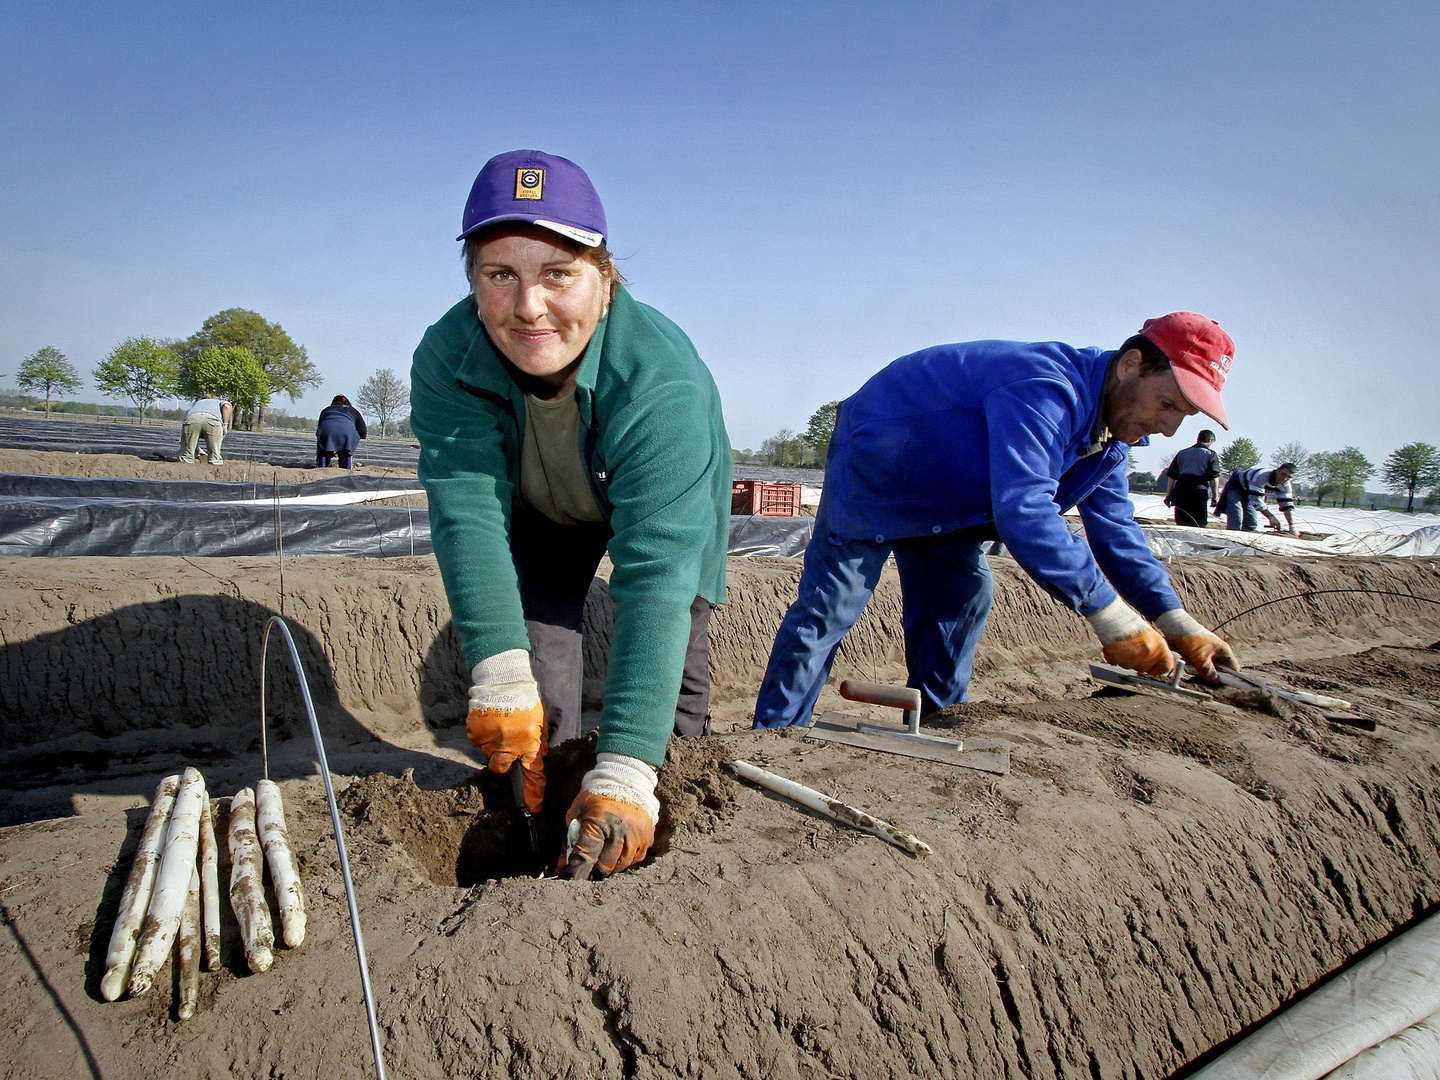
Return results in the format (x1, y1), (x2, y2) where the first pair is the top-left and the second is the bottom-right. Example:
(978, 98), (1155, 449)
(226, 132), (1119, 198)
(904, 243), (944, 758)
(457, 150), (607, 247)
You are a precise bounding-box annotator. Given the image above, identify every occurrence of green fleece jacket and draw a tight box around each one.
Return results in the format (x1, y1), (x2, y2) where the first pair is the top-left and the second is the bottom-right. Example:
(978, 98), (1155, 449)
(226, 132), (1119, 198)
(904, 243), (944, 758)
(410, 288), (730, 765)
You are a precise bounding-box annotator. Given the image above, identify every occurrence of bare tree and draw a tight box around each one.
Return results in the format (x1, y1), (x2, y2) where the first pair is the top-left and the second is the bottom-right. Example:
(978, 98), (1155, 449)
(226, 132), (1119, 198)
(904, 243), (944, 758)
(356, 368), (409, 439)
(1270, 441), (1309, 472)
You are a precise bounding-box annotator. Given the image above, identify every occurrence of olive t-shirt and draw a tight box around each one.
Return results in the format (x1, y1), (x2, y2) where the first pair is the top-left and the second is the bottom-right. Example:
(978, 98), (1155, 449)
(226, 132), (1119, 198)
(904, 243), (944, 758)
(520, 390), (605, 525)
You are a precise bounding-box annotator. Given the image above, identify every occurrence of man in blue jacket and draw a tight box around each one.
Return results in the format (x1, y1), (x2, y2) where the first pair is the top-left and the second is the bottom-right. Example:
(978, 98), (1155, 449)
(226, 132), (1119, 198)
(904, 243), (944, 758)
(754, 312), (1242, 728)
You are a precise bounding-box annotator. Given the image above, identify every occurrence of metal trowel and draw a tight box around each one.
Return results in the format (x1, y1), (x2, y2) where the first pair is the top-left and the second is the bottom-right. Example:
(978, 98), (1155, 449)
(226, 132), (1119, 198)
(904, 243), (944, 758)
(509, 766), (545, 878)
(1087, 657), (1212, 701)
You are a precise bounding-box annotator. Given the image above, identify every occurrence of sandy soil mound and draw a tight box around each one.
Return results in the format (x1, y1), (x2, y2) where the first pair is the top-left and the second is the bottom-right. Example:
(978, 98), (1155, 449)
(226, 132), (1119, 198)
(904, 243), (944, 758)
(3, 446), (1440, 1078)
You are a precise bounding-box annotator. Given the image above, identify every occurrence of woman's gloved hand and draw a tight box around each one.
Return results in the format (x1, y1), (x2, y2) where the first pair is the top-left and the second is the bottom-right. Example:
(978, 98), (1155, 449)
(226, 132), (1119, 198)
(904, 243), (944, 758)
(559, 754), (660, 879)
(1154, 609), (1241, 683)
(467, 649), (546, 813)
(1086, 597), (1177, 680)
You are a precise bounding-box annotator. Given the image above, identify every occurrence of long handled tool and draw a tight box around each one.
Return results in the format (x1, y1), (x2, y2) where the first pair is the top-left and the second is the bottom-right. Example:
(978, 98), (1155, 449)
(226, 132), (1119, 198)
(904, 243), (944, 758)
(730, 760), (933, 857)
(1212, 665), (1353, 711)
(1206, 665), (1373, 731)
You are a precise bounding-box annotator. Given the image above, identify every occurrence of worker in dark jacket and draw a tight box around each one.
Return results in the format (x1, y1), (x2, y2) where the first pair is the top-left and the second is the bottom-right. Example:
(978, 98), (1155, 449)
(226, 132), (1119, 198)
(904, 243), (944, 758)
(315, 395), (367, 469)
(755, 313), (1243, 729)
(1164, 430), (1222, 526)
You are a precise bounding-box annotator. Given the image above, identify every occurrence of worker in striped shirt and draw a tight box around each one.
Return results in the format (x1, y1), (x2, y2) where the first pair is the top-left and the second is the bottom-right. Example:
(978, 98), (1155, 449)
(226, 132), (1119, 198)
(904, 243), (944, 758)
(1215, 463), (1297, 533)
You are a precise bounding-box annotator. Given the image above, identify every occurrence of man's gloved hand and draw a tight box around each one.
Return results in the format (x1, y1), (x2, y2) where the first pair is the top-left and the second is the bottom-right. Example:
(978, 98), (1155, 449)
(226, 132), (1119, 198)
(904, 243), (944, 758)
(1154, 609), (1240, 683)
(467, 649), (546, 813)
(558, 754), (659, 880)
(1086, 597), (1176, 679)
(1163, 495), (1173, 507)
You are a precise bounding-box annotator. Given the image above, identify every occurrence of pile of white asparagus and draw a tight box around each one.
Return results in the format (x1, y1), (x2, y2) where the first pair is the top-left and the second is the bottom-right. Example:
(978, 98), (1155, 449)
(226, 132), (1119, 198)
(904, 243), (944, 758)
(100, 767), (307, 1018)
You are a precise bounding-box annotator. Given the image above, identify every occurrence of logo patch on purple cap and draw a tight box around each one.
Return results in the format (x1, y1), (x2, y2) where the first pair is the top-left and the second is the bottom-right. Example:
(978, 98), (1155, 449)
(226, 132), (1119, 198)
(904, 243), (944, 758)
(514, 168), (545, 200)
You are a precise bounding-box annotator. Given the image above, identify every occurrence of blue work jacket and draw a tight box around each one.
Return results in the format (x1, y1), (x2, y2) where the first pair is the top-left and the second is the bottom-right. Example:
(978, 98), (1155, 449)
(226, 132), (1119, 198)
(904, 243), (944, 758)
(825, 340), (1181, 619)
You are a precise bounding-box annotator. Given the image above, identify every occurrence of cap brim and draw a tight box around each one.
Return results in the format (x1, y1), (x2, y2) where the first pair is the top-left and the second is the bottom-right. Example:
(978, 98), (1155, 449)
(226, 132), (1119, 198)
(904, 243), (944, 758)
(457, 214), (603, 247)
(1172, 367), (1230, 430)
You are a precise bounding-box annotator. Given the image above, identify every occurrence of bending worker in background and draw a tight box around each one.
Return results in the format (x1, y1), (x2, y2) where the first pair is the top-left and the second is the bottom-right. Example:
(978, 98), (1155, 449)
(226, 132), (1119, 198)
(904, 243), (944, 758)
(1216, 463), (1297, 533)
(411, 151), (731, 879)
(1164, 429), (1221, 526)
(315, 394), (367, 469)
(755, 313), (1242, 728)
(178, 391), (232, 466)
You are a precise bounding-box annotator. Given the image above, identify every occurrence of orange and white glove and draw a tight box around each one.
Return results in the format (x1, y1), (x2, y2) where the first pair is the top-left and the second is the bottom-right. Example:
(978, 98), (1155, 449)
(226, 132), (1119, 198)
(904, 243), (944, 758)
(467, 649), (546, 813)
(558, 753), (659, 880)
(1086, 597), (1176, 680)
(1154, 609), (1240, 683)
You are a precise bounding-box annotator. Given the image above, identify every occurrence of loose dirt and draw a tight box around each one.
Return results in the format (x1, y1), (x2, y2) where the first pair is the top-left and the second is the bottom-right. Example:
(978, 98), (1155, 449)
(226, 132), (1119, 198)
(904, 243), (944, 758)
(3, 451), (1440, 1079)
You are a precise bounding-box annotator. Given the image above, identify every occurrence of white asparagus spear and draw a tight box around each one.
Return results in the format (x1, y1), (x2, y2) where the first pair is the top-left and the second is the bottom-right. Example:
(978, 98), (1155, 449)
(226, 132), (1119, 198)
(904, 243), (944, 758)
(729, 760), (935, 858)
(128, 767), (207, 997)
(228, 787), (275, 973)
(198, 795), (221, 970)
(100, 773), (180, 1001)
(176, 866), (201, 1020)
(255, 779), (306, 948)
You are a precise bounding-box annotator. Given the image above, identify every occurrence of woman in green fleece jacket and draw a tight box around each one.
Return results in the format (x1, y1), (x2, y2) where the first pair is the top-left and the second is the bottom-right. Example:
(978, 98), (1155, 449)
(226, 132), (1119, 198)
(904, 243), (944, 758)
(410, 150), (731, 879)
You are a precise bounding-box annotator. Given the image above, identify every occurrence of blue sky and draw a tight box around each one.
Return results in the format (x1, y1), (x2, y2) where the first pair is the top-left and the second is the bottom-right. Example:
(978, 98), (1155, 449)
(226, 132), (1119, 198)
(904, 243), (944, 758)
(2, 1), (1436, 475)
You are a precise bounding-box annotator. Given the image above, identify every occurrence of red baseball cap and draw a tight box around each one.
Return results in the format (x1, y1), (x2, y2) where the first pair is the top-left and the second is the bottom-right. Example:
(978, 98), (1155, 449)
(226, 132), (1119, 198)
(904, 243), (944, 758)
(1138, 312), (1233, 430)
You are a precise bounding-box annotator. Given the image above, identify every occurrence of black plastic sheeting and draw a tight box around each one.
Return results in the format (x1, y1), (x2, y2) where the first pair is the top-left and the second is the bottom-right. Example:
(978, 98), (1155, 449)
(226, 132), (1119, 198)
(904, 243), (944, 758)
(0, 415), (824, 481)
(0, 472), (422, 503)
(0, 484), (819, 559)
(728, 515), (814, 557)
(0, 415), (832, 558)
(0, 498), (433, 557)
(0, 415), (422, 469)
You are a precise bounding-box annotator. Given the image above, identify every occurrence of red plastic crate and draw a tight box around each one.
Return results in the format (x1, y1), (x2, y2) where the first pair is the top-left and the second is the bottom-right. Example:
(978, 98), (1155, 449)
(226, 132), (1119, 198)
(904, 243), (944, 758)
(732, 480), (803, 516)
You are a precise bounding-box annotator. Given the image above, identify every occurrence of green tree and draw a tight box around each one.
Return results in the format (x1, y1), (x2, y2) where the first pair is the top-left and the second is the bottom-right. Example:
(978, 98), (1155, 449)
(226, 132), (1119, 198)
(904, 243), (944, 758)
(1329, 446), (1375, 508)
(177, 309), (318, 426)
(1219, 437), (1260, 473)
(761, 427), (814, 467)
(1306, 451), (1342, 505)
(356, 367), (409, 439)
(92, 337), (178, 424)
(1380, 442), (1440, 513)
(179, 346), (271, 427)
(804, 401), (840, 461)
(16, 346), (82, 416)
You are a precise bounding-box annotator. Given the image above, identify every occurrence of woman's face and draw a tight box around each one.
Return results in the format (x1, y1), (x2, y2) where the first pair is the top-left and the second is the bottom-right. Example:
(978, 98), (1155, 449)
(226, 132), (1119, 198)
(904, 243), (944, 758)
(473, 226), (608, 393)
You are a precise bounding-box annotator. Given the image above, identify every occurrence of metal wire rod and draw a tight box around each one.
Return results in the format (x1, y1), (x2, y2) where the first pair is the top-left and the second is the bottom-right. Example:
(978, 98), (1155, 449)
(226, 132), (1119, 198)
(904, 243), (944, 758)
(1212, 588), (1440, 634)
(259, 615), (387, 1080)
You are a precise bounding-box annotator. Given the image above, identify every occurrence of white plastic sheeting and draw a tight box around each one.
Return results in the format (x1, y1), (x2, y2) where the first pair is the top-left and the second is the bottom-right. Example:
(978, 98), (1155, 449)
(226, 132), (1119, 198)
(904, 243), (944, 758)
(1190, 910), (1440, 1079)
(1326, 1012), (1440, 1079)
(1103, 496), (1440, 558)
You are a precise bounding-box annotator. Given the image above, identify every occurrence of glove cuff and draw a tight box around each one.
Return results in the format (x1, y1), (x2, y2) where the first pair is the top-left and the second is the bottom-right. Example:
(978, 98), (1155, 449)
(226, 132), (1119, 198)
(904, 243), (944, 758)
(1085, 597), (1150, 644)
(583, 753), (660, 826)
(1154, 609), (1207, 640)
(469, 649), (540, 711)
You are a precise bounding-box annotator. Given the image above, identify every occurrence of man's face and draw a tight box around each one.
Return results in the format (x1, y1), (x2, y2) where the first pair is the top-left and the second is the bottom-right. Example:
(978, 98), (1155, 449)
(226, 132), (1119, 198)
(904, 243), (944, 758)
(1103, 350), (1199, 443)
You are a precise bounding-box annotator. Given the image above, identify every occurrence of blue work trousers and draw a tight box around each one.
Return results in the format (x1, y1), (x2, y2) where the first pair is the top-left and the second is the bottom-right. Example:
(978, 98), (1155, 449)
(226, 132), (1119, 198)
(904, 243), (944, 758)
(753, 493), (994, 727)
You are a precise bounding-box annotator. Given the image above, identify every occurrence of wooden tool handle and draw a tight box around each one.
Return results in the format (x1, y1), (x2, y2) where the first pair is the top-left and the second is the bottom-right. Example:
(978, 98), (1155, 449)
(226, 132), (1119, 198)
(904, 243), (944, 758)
(839, 680), (922, 711)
